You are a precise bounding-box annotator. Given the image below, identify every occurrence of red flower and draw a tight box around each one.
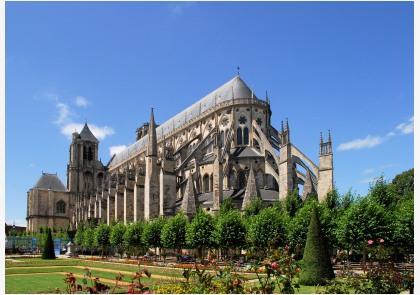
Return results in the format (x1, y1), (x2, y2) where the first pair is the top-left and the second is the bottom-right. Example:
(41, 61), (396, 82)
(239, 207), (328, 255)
(271, 262), (279, 270)
(367, 240), (374, 245)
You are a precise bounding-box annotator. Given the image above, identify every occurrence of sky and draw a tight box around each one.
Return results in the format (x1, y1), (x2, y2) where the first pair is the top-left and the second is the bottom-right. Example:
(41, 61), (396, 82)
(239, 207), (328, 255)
(6, 2), (413, 226)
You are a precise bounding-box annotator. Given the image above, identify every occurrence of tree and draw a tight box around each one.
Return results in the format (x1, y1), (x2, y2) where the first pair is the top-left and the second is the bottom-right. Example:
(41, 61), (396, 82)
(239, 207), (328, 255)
(247, 207), (288, 255)
(391, 194), (414, 254)
(186, 210), (215, 258)
(389, 168), (414, 199)
(83, 227), (95, 255)
(369, 176), (394, 208)
(110, 223), (126, 258)
(335, 196), (390, 253)
(219, 198), (235, 215)
(143, 217), (166, 258)
(161, 213), (188, 256)
(299, 207), (334, 286)
(213, 210), (246, 258)
(284, 189), (302, 218)
(287, 198), (317, 258)
(74, 227), (85, 254)
(94, 223), (111, 257)
(124, 221), (146, 258)
(42, 228), (56, 259)
(243, 197), (264, 217)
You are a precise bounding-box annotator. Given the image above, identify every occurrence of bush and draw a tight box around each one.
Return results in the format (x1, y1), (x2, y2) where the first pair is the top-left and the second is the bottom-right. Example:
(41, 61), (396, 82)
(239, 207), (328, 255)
(299, 206), (334, 285)
(42, 228), (56, 259)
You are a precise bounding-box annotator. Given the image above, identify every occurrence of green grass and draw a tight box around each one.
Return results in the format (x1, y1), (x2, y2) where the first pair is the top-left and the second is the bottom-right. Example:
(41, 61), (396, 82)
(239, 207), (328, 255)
(6, 273), (68, 294)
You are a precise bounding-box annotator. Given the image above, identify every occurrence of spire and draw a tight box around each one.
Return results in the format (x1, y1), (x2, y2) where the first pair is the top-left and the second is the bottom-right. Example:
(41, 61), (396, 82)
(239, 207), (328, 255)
(328, 129), (332, 143)
(146, 108), (158, 157)
(79, 123), (99, 143)
(242, 167), (261, 211)
(181, 174), (197, 218)
(286, 118), (289, 131)
(265, 90), (269, 104)
(320, 132), (323, 144)
(281, 120), (284, 133)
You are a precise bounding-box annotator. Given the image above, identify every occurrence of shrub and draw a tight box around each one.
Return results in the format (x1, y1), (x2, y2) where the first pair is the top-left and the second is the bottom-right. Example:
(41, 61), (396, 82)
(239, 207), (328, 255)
(299, 206), (334, 285)
(110, 223), (126, 257)
(42, 228), (56, 259)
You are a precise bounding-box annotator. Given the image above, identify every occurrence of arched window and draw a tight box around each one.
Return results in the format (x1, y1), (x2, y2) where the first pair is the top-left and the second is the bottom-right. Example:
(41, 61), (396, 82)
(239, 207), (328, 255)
(56, 200), (66, 214)
(83, 147), (88, 160)
(243, 127), (249, 145)
(203, 174), (210, 193)
(210, 174), (213, 192)
(237, 127), (243, 145)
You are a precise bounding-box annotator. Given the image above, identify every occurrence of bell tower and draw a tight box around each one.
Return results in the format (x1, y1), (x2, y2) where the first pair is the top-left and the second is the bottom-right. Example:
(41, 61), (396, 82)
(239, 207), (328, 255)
(67, 123), (99, 194)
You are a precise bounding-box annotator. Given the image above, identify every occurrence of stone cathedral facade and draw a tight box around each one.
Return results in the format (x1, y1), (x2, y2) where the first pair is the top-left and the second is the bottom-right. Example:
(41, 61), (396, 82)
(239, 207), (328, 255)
(26, 75), (333, 232)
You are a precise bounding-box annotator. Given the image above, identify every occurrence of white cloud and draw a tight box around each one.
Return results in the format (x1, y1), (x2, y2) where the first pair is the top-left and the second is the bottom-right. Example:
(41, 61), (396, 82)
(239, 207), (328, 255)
(61, 123), (114, 140)
(360, 177), (381, 184)
(74, 96), (89, 108)
(55, 102), (70, 125)
(337, 135), (383, 151)
(396, 116), (414, 135)
(109, 145), (127, 156)
(338, 116), (413, 152)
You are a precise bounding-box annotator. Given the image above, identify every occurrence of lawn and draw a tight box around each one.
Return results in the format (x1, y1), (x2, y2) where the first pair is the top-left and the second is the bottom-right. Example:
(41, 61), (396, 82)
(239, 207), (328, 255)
(5, 257), (323, 294)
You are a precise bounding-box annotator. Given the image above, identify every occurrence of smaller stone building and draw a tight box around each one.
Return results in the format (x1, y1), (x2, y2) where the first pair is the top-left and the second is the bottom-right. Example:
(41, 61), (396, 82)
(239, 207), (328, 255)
(26, 173), (73, 232)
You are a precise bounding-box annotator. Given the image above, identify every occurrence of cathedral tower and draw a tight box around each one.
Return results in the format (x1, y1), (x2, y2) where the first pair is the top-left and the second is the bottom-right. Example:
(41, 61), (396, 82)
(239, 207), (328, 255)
(67, 123), (100, 194)
(144, 109), (160, 220)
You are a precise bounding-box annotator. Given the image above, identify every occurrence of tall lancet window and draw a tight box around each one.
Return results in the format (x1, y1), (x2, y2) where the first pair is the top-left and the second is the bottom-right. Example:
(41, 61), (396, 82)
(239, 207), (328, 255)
(243, 127), (249, 145)
(237, 127), (243, 145)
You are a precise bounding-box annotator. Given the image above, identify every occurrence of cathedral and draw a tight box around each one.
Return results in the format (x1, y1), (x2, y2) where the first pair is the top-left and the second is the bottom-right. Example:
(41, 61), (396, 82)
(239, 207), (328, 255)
(26, 75), (333, 232)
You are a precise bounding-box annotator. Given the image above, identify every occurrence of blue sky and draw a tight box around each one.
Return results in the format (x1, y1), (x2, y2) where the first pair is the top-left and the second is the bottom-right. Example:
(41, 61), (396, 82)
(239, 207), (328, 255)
(6, 2), (413, 226)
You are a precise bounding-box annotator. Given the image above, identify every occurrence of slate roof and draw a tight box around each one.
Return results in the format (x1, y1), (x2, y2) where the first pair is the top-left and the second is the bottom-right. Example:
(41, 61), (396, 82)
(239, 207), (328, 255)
(33, 173), (67, 192)
(80, 123), (99, 143)
(109, 75), (260, 168)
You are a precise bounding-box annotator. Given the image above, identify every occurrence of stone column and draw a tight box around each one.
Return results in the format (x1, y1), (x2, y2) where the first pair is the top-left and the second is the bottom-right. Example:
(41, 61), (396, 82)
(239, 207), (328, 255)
(107, 189), (115, 225)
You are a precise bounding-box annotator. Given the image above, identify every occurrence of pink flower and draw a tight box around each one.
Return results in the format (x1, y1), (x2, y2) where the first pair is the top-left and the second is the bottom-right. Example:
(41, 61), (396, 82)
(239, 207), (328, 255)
(379, 238), (385, 244)
(367, 240), (374, 245)
(271, 262), (279, 270)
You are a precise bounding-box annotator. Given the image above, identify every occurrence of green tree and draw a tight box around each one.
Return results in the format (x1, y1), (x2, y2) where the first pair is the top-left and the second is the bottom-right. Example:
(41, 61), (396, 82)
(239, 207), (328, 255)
(369, 176), (394, 208)
(161, 213), (188, 256)
(247, 207), (288, 255)
(124, 221), (146, 258)
(243, 197), (264, 217)
(110, 223), (126, 257)
(94, 223), (111, 257)
(299, 207), (334, 286)
(284, 189), (302, 218)
(74, 227), (85, 254)
(143, 217), (166, 254)
(287, 198), (317, 257)
(186, 210), (215, 258)
(336, 196), (389, 252)
(389, 168), (414, 199)
(391, 194), (414, 254)
(42, 228), (56, 260)
(82, 227), (95, 255)
(219, 198), (235, 215)
(213, 210), (246, 258)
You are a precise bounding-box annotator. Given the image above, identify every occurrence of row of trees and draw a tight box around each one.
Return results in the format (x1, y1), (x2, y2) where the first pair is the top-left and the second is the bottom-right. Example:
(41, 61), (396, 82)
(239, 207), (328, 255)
(73, 169), (414, 261)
